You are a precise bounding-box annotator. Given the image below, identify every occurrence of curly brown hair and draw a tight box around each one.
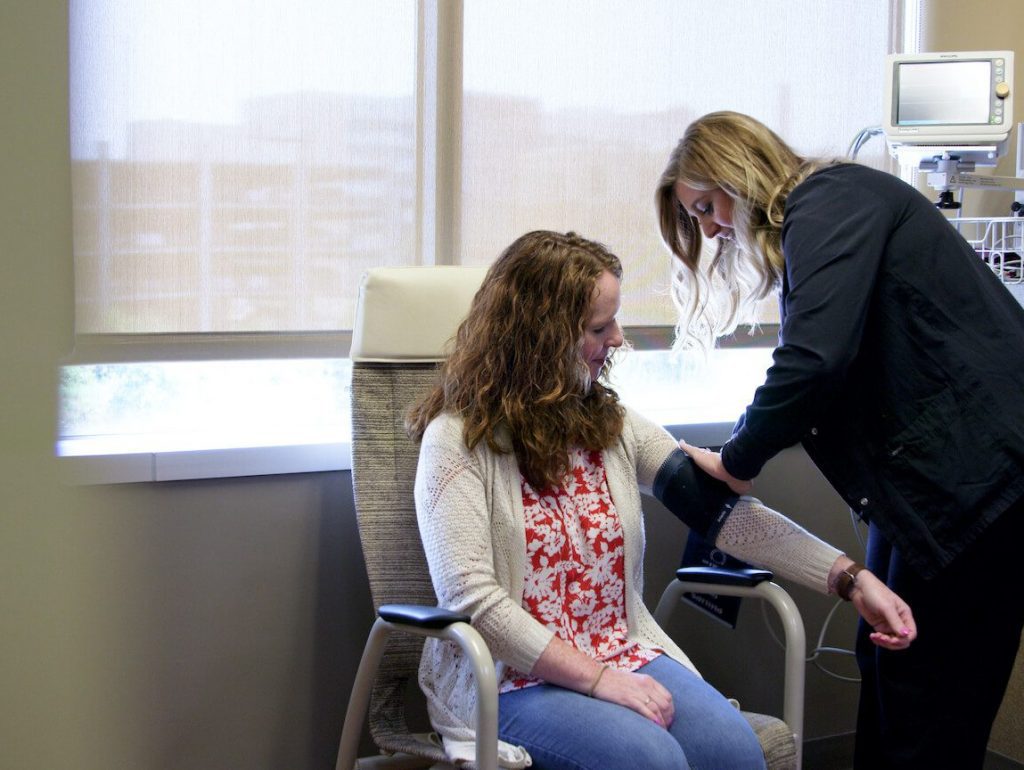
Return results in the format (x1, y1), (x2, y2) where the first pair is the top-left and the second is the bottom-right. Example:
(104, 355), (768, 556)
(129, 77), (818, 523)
(406, 230), (625, 489)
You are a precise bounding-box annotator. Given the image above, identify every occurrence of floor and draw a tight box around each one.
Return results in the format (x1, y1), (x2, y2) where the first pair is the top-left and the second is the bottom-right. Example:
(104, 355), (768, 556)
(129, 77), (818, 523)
(801, 735), (1024, 770)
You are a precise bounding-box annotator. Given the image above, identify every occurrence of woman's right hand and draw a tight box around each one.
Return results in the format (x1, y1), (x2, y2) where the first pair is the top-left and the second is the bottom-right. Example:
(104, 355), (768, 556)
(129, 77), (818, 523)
(592, 667), (675, 728)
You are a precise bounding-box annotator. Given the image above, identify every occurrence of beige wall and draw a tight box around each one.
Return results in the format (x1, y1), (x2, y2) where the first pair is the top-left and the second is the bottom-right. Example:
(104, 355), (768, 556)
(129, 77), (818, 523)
(1, 2), (84, 766)
(919, 0), (1024, 218)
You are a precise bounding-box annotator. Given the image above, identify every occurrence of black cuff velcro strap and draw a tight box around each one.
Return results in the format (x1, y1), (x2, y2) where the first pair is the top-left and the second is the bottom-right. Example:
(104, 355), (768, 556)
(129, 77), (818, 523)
(653, 449), (739, 543)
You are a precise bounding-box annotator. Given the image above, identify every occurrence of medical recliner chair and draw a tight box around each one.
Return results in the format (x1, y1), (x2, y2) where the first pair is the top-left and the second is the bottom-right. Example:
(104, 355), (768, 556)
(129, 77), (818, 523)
(335, 265), (805, 770)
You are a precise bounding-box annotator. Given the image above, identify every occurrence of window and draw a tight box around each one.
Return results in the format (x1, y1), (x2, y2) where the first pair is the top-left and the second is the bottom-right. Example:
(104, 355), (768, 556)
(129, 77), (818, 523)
(61, 1), (899, 481)
(70, 1), (417, 335)
(459, 1), (893, 322)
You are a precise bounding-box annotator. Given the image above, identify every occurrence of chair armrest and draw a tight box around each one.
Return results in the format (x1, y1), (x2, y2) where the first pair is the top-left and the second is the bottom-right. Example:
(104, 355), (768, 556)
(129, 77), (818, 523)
(378, 603), (471, 629)
(337, 608), (499, 770)
(675, 566), (773, 587)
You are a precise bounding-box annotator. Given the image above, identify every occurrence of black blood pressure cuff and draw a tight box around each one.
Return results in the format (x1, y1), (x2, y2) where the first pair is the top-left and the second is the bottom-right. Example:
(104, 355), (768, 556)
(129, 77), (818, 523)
(652, 449), (739, 544)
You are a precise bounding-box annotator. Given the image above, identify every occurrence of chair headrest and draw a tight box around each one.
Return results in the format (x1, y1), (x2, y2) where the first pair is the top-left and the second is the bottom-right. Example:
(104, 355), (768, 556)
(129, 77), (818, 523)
(350, 266), (489, 362)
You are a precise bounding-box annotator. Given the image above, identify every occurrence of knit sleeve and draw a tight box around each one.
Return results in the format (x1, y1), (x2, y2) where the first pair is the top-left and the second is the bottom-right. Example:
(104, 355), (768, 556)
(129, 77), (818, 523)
(713, 497), (842, 594)
(415, 416), (554, 674)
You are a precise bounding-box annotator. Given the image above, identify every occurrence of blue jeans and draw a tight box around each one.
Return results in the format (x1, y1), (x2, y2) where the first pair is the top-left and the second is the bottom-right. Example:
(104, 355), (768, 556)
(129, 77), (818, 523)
(497, 654), (766, 770)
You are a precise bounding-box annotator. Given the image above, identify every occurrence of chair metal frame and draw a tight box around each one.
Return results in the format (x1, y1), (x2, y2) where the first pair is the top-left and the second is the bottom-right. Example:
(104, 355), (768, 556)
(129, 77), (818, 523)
(336, 607), (498, 770)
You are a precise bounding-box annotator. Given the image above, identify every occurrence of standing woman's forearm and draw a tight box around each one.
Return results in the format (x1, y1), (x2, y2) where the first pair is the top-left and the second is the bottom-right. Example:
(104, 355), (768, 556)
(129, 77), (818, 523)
(714, 498), (917, 649)
(712, 497), (841, 593)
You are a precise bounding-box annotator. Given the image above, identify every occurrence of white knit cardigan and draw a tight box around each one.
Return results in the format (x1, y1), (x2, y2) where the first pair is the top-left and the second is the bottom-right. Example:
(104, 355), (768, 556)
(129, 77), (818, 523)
(413, 407), (840, 743)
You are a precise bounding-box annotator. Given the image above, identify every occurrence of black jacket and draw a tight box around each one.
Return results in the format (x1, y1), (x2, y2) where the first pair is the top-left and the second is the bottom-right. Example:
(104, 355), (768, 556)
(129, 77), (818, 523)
(721, 163), (1024, 578)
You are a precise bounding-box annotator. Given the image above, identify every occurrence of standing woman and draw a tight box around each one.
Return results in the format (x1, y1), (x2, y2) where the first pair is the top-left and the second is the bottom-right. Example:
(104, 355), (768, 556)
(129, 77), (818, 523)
(656, 110), (1024, 769)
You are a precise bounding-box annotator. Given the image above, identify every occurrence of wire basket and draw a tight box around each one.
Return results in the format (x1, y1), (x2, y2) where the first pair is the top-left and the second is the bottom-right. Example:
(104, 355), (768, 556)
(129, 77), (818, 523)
(947, 216), (1024, 306)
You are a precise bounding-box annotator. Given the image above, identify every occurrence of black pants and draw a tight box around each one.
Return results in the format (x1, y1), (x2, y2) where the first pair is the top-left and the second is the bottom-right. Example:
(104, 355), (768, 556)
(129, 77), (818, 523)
(854, 497), (1024, 769)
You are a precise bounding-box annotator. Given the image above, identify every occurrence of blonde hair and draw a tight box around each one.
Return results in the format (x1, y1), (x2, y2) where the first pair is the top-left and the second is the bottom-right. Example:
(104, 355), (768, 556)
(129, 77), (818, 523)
(656, 111), (826, 350)
(406, 231), (625, 490)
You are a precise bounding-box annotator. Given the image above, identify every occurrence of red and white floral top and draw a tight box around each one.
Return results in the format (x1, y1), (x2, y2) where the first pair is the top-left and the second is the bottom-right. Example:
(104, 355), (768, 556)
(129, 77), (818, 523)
(499, 447), (660, 693)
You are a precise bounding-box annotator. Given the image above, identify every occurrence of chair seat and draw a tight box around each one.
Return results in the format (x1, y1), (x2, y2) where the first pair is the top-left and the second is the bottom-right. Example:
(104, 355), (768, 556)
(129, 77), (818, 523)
(743, 711), (797, 770)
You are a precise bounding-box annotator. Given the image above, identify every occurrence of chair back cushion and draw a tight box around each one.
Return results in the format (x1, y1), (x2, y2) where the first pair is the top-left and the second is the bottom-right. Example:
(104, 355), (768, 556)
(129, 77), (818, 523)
(349, 266), (485, 753)
(350, 265), (489, 363)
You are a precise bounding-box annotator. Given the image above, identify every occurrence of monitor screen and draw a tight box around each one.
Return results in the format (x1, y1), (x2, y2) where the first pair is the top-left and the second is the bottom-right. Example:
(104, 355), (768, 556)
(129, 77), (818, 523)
(883, 50), (1014, 162)
(896, 60), (992, 126)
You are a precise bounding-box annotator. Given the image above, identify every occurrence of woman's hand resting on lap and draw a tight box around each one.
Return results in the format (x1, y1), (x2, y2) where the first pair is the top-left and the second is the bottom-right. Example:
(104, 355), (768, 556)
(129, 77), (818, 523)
(592, 667), (675, 728)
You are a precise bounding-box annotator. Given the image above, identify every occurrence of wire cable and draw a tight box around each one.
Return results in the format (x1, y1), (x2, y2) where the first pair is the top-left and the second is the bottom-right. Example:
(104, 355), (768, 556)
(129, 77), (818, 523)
(760, 596), (861, 683)
(847, 126), (884, 160)
(759, 506), (871, 683)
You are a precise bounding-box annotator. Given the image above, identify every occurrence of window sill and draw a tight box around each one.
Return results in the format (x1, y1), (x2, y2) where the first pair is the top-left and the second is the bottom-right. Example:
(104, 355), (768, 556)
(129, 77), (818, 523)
(57, 433), (351, 485)
(56, 347), (769, 484)
(56, 420), (732, 485)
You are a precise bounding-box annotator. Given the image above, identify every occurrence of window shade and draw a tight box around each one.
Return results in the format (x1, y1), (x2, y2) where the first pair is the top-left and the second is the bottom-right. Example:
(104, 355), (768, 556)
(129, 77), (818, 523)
(461, 0), (893, 325)
(69, 0), (417, 334)
(69, 0), (893, 337)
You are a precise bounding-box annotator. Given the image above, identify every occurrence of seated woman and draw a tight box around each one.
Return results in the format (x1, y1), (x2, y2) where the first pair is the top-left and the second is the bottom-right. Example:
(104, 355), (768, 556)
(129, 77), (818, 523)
(406, 231), (915, 770)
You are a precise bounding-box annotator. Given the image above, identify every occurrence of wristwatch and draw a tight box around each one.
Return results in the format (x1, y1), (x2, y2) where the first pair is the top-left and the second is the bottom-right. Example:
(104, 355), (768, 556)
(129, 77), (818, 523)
(835, 562), (867, 601)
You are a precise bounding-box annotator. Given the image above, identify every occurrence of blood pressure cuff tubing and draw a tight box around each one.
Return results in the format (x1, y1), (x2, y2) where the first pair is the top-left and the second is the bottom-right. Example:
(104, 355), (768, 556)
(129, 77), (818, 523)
(652, 448), (739, 544)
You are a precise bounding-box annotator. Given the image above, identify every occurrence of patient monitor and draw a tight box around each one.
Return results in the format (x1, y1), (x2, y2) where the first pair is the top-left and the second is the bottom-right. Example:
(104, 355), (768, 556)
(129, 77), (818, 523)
(885, 51), (1013, 165)
(884, 50), (1023, 207)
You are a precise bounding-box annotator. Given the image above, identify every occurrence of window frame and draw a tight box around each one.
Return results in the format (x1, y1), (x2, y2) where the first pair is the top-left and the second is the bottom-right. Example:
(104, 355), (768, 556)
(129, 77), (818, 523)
(59, 0), (909, 483)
